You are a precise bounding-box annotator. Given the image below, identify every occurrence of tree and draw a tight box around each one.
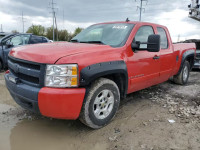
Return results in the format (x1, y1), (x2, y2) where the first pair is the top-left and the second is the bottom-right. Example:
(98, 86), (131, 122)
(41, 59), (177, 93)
(46, 26), (58, 41)
(58, 30), (69, 41)
(12, 30), (19, 33)
(46, 26), (53, 40)
(72, 27), (83, 37)
(26, 25), (45, 36)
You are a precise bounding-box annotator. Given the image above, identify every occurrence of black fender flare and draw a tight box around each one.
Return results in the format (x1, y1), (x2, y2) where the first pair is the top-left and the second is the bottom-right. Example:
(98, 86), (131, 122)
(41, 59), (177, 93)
(177, 49), (195, 75)
(80, 61), (128, 97)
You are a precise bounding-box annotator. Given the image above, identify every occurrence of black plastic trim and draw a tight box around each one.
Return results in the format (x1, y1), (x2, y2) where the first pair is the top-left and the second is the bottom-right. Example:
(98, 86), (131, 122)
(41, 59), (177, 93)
(80, 61), (128, 97)
(177, 49), (195, 75)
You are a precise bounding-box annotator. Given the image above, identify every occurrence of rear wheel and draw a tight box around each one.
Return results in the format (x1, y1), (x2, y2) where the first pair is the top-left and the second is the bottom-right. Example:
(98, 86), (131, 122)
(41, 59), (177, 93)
(79, 78), (120, 129)
(173, 61), (190, 85)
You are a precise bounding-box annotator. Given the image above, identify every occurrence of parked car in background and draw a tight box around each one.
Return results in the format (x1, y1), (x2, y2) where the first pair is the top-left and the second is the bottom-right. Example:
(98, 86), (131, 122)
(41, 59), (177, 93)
(0, 32), (12, 39)
(183, 39), (200, 69)
(0, 33), (49, 71)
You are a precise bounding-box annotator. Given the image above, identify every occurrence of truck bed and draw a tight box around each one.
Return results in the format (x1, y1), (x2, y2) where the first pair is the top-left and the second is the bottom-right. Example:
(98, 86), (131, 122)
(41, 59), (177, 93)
(173, 43), (196, 52)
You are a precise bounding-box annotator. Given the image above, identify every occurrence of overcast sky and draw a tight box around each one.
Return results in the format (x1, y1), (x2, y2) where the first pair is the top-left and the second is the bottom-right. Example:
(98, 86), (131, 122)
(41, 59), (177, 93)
(0, 0), (199, 42)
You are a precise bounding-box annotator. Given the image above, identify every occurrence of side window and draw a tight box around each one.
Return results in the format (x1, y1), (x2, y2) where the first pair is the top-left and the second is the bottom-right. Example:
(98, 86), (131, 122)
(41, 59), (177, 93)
(134, 26), (154, 48)
(157, 27), (168, 49)
(30, 36), (43, 44)
(10, 36), (23, 46)
(21, 35), (31, 45)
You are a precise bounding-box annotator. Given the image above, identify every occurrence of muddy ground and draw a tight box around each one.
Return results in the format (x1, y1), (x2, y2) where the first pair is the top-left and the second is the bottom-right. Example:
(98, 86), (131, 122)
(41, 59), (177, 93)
(0, 71), (200, 150)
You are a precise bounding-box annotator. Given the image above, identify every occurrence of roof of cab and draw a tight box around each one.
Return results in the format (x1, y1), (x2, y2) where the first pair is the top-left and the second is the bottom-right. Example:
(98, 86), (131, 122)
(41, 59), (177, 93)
(95, 21), (167, 28)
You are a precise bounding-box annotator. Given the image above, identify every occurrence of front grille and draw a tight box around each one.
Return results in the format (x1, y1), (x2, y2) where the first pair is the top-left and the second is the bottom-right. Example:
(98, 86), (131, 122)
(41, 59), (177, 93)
(8, 56), (46, 87)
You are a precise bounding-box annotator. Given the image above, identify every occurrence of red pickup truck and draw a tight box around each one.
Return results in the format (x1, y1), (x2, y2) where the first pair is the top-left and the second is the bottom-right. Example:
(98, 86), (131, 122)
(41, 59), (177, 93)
(5, 21), (196, 129)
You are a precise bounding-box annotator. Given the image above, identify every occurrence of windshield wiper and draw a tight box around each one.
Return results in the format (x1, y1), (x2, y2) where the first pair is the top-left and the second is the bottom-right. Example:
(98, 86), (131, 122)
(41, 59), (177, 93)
(80, 41), (105, 45)
(70, 39), (80, 43)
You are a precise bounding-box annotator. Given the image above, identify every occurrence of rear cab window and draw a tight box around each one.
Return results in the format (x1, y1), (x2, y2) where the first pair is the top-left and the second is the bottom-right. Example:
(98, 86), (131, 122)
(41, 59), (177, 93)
(157, 27), (168, 49)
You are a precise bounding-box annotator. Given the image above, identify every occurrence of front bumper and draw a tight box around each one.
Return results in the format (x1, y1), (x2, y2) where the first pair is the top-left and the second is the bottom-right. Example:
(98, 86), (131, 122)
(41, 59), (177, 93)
(5, 74), (40, 113)
(193, 60), (200, 69)
(5, 73), (86, 120)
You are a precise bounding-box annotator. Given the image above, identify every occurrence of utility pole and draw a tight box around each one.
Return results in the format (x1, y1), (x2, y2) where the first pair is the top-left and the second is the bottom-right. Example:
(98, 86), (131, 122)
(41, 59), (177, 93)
(63, 10), (65, 29)
(0, 24), (3, 32)
(48, 0), (57, 41)
(137, 0), (148, 21)
(21, 11), (26, 33)
(55, 12), (58, 41)
(177, 34), (180, 42)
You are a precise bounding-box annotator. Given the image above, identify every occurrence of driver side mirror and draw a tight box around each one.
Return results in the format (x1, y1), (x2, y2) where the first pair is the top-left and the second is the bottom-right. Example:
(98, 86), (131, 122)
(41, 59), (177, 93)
(5, 41), (13, 48)
(131, 34), (161, 52)
(147, 34), (160, 52)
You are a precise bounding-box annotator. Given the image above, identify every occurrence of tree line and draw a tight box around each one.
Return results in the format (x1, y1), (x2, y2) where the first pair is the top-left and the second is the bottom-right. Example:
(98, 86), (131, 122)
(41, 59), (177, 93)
(25, 25), (83, 41)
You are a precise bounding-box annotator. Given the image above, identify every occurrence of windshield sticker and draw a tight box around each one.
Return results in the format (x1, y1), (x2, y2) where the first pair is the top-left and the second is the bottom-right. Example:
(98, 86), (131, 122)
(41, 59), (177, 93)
(112, 26), (128, 29)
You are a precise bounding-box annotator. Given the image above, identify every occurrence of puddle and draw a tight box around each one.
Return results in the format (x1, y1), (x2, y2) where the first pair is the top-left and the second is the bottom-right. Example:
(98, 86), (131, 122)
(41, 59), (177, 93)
(9, 119), (108, 150)
(0, 105), (109, 150)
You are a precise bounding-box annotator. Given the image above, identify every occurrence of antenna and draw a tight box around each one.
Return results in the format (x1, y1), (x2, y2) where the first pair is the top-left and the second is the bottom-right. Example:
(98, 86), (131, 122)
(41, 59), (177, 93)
(126, 18), (130, 22)
(136, 0), (148, 21)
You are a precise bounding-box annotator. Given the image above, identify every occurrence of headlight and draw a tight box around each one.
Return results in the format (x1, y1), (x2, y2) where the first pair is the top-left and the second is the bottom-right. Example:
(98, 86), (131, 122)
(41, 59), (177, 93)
(45, 64), (78, 88)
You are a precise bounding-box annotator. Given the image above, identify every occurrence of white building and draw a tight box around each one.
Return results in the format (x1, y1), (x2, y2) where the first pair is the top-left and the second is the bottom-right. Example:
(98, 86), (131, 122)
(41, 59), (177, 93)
(188, 0), (200, 21)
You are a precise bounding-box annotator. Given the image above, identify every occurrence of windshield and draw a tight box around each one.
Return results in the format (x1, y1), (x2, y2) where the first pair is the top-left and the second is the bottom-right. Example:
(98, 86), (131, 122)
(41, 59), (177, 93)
(71, 23), (134, 47)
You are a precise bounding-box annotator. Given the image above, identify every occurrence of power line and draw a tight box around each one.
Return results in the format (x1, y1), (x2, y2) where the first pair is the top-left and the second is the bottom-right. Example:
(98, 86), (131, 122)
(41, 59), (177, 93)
(136, 0), (148, 21)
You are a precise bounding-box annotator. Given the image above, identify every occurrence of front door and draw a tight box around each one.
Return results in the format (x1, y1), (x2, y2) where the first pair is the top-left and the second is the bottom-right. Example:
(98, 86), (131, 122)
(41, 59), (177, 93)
(127, 25), (160, 93)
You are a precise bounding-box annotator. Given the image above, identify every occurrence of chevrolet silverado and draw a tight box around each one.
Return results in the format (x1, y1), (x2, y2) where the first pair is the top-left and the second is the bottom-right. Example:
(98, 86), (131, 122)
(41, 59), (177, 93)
(5, 21), (196, 129)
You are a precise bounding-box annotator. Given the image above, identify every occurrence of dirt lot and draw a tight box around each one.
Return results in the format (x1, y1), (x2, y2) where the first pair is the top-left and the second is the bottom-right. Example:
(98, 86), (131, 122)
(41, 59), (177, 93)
(0, 71), (200, 150)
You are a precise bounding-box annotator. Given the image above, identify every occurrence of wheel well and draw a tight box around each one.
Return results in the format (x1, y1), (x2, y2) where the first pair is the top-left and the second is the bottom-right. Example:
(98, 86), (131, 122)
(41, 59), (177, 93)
(100, 73), (127, 99)
(186, 55), (194, 70)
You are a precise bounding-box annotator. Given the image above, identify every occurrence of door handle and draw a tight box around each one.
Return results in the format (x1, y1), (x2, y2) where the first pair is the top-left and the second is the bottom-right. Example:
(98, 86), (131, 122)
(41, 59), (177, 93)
(153, 55), (160, 60)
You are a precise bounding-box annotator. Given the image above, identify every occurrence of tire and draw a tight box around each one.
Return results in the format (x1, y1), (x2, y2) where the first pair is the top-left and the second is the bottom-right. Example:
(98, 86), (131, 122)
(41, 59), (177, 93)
(79, 78), (120, 129)
(173, 61), (190, 85)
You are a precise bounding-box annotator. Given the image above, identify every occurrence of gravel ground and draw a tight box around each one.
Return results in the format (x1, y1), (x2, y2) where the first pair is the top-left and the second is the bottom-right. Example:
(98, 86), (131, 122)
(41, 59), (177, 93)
(0, 71), (200, 150)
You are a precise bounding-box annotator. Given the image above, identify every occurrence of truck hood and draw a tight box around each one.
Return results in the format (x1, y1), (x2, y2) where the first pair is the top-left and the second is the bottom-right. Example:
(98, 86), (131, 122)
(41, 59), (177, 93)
(10, 42), (112, 64)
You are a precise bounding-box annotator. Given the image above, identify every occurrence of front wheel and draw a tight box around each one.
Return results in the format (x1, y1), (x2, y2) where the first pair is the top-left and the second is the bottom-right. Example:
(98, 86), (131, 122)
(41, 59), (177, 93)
(173, 61), (190, 85)
(79, 78), (120, 129)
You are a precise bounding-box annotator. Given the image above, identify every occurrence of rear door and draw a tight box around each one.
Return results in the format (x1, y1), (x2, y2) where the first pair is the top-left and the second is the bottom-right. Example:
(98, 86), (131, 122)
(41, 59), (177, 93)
(156, 27), (175, 82)
(127, 25), (160, 92)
